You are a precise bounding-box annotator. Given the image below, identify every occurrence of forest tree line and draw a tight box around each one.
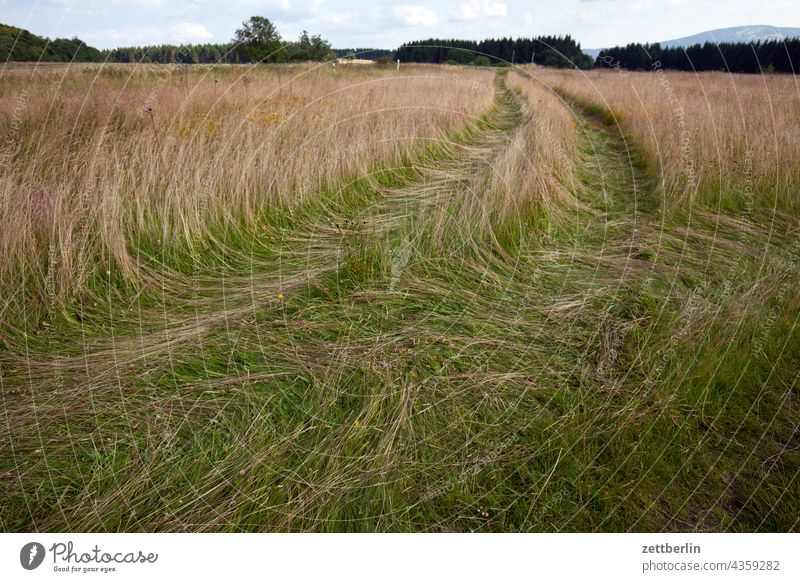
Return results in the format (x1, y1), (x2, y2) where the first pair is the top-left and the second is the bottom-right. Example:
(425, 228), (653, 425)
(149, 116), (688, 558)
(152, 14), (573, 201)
(103, 43), (241, 64)
(333, 48), (394, 60)
(395, 36), (594, 68)
(596, 39), (800, 73)
(3, 18), (798, 74)
(108, 19), (335, 64)
(0, 23), (102, 62)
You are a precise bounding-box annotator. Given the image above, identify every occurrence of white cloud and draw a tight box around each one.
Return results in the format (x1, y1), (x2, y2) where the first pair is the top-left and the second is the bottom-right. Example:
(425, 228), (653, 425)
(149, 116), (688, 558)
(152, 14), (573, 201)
(11, 0), (800, 52)
(454, 0), (507, 21)
(82, 27), (159, 44)
(392, 5), (438, 27)
(523, 12), (540, 26)
(169, 22), (213, 42)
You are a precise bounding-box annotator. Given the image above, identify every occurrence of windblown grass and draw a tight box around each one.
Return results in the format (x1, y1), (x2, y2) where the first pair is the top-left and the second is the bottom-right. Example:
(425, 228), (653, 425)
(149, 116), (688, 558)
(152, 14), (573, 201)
(1, 63), (798, 532)
(0, 63), (495, 320)
(528, 66), (800, 214)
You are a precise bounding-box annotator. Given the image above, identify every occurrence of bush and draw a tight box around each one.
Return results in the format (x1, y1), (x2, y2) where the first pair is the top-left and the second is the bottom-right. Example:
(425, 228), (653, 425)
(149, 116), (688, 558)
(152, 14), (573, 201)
(446, 49), (473, 65)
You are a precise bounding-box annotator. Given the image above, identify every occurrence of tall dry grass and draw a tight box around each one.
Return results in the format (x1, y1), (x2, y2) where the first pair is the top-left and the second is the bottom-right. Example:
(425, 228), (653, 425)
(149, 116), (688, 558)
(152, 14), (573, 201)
(500, 70), (578, 216)
(0, 63), (495, 313)
(527, 66), (800, 213)
(381, 70), (581, 255)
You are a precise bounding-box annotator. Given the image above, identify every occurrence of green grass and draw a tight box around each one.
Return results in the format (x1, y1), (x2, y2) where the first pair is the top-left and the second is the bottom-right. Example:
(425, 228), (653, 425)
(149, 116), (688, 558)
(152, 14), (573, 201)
(1, 72), (798, 532)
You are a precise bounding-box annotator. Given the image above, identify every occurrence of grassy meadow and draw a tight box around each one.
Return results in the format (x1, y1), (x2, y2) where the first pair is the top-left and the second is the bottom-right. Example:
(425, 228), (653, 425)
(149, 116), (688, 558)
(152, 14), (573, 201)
(0, 61), (798, 531)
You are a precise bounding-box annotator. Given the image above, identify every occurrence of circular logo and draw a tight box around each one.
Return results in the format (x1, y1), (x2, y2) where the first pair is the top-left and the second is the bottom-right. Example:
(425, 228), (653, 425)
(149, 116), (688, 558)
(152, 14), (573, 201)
(20, 542), (46, 570)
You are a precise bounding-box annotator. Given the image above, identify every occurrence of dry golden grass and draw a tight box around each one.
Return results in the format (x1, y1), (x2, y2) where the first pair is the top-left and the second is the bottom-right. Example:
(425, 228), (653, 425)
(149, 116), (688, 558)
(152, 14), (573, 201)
(526, 66), (800, 212)
(0, 63), (495, 309)
(3, 62), (799, 533)
(376, 70), (582, 255)
(502, 70), (579, 215)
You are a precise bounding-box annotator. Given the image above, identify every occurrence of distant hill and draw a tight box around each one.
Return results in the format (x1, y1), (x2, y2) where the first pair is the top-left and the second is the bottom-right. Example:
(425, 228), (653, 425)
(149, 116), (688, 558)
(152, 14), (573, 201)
(584, 25), (800, 58)
(660, 25), (800, 48)
(1, 23), (102, 62)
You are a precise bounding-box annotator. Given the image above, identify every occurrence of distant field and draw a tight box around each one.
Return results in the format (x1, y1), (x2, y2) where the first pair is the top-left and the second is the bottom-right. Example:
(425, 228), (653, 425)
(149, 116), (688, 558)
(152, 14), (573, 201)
(1, 62), (798, 532)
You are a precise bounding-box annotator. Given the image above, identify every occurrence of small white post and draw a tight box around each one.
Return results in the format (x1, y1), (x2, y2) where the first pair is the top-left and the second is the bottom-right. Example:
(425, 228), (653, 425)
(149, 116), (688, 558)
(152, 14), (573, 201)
(332, 61), (336, 73)
(396, 59), (400, 71)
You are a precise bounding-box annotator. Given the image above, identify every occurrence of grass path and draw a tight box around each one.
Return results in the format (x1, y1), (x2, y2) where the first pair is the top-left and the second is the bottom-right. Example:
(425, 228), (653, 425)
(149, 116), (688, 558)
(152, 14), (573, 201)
(1, 71), (798, 532)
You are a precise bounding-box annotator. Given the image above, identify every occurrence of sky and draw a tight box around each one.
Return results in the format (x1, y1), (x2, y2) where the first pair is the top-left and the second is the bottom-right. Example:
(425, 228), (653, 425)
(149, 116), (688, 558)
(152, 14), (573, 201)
(1, 0), (798, 50)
